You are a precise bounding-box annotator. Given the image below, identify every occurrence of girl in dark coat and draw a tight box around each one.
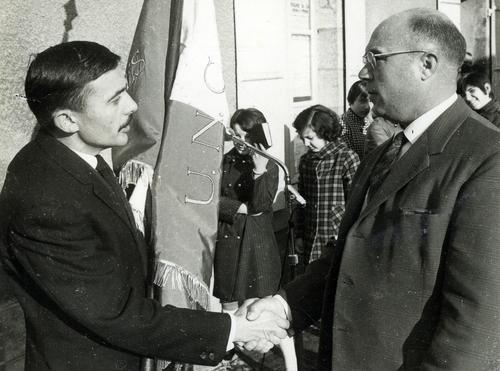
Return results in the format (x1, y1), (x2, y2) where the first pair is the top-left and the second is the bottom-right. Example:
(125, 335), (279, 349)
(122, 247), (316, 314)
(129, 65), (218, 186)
(213, 108), (281, 313)
(462, 71), (500, 128)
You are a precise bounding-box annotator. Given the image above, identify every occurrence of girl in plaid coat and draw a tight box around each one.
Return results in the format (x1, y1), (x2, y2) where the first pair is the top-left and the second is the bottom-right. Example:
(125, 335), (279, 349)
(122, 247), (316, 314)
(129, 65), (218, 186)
(293, 105), (360, 263)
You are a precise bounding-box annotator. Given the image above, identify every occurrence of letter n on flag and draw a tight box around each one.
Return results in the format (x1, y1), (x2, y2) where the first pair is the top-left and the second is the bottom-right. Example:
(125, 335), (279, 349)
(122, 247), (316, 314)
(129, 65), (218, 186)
(113, 0), (228, 368)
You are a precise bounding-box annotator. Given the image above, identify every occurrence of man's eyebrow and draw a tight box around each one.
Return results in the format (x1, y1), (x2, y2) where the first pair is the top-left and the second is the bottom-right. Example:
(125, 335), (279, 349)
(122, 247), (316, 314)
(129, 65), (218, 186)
(107, 86), (127, 102)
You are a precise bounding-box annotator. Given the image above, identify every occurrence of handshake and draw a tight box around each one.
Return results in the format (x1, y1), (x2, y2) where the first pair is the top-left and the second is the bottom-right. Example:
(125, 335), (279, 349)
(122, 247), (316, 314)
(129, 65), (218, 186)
(231, 295), (292, 353)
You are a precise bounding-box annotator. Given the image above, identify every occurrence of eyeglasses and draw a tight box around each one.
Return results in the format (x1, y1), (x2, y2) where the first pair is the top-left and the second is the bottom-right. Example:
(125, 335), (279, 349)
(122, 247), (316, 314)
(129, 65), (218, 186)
(362, 50), (429, 69)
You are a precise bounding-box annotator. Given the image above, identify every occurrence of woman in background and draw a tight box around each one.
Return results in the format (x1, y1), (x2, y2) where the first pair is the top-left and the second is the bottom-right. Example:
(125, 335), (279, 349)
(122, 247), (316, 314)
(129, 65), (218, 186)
(214, 108), (281, 314)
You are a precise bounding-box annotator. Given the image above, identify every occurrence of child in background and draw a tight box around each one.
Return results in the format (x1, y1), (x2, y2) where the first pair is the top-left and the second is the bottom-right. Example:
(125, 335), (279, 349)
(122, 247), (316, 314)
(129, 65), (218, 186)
(293, 105), (360, 264)
(341, 80), (371, 160)
(462, 71), (500, 128)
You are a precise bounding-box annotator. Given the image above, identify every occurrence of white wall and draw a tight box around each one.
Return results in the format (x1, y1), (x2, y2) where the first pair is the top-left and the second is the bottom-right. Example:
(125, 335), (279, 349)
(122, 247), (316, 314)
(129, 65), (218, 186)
(344, 0), (367, 100)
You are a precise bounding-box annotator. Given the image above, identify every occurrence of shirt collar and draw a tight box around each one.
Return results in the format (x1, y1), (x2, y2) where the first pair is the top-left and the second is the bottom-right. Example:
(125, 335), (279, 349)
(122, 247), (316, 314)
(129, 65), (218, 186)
(69, 148), (98, 169)
(346, 108), (366, 125)
(403, 93), (457, 144)
(309, 139), (340, 159)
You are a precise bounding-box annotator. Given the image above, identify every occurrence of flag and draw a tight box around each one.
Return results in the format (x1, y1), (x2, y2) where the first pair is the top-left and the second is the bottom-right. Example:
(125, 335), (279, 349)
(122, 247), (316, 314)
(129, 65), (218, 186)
(113, 0), (228, 369)
(114, 0), (181, 170)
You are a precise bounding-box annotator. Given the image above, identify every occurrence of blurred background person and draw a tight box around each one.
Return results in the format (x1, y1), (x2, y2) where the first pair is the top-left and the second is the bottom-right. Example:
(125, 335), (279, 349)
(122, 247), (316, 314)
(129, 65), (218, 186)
(462, 71), (500, 128)
(214, 108), (281, 315)
(456, 51), (473, 96)
(292, 105), (359, 267)
(341, 80), (371, 160)
(364, 115), (402, 155)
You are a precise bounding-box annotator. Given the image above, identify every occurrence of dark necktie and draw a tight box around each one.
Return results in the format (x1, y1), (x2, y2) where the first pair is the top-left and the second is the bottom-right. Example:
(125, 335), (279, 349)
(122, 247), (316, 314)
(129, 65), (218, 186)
(96, 155), (122, 192)
(367, 131), (407, 201)
(95, 154), (132, 212)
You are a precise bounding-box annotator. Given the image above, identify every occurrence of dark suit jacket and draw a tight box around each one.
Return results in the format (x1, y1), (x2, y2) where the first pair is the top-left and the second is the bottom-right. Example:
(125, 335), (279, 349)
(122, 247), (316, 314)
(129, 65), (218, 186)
(0, 130), (231, 371)
(286, 98), (500, 370)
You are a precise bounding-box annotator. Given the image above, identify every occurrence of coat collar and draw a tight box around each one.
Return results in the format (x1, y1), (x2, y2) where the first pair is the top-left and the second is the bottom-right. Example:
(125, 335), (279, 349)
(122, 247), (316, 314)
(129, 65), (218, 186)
(306, 139), (345, 160)
(341, 97), (471, 228)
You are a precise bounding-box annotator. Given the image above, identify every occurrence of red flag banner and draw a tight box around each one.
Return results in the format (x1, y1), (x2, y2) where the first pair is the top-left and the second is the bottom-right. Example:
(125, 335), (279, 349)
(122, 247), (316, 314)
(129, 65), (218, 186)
(115, 0), (227, 345)
(115, 0), (228, 368)
(114, 0), (180, 170)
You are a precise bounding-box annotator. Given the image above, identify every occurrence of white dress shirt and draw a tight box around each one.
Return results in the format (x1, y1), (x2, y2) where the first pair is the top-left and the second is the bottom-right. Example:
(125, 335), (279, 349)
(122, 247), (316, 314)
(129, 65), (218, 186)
(400, 93), (457, 157)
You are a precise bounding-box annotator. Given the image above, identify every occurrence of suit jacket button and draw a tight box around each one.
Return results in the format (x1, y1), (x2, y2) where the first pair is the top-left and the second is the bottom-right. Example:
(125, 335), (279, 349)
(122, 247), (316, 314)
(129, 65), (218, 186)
(342, 275), (354, 286)
(208, 352), (215, 361)
(200, 351), (207, 360)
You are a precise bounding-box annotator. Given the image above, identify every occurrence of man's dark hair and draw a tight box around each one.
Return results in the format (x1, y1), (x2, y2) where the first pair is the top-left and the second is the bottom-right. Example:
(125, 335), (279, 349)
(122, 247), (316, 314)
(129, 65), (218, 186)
(292, 104), (341, 142)
(462, 71), (493, 97)
(347, 80), (368, 106)
(407, 8), (466, 69)
(230, 108), (267, 131)
(25, 41), (121, 129)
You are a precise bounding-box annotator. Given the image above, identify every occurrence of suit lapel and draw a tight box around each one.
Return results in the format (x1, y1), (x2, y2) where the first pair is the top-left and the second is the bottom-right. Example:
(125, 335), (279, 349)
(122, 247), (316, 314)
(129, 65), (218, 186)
(337, 143), (388, 238)
(91, 178), (135, 229)
(359, 135), (430, 221)
(92, 181), (148, 274)
(357, 98), (471, 224)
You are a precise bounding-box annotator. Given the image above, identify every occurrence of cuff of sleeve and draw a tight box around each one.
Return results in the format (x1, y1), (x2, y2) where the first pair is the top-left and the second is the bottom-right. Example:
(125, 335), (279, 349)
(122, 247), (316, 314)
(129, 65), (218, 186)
(219, 197), (242, 224)
(252, 169), (267, 179)
(226, 313), (236, 351)
(274, 294), (292, 321)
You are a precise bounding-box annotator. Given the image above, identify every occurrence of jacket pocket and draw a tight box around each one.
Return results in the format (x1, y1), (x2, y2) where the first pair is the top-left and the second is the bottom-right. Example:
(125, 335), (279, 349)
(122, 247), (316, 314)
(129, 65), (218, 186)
(399, 207), (441, 216)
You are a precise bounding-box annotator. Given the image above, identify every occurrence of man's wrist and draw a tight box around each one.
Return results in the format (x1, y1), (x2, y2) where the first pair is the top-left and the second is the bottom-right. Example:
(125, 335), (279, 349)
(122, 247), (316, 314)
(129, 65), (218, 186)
(273, 294), (292, 321)
(226, 313), (236, 351)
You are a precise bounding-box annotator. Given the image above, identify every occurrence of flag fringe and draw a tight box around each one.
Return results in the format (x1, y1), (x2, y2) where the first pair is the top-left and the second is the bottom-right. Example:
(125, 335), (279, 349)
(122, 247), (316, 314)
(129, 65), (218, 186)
(118, 159), (153, 189)
(153, 259), (210, 311)
(118, 160), (154, 234)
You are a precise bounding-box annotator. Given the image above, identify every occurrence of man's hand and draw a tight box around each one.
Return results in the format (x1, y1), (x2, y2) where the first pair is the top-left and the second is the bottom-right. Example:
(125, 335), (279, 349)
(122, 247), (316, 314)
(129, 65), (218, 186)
(246, 295), (288, 322)
(232, 298), (289, 353)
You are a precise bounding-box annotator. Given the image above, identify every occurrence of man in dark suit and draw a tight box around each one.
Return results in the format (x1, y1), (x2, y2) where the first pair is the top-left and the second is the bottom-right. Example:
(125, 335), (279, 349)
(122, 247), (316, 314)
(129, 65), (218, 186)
(0, 41), (288, 371)
(247, 8), (500, 371)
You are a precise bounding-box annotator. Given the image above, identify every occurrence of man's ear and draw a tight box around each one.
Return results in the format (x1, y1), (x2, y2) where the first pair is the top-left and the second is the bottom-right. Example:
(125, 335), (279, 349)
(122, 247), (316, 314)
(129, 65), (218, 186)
(420, 53), (438, 81)
(484, 82), (492, 97)
(53, 109), (79, 134)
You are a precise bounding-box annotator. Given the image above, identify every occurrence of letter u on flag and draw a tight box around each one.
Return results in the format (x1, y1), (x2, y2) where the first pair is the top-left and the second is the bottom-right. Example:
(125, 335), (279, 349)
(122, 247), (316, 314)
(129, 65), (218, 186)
(113, 0), (228, 367)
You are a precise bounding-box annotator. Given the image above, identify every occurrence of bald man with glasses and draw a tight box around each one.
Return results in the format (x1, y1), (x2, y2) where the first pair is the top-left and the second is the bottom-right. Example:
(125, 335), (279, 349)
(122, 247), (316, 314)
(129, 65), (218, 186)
(245, 8), (500, 371)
